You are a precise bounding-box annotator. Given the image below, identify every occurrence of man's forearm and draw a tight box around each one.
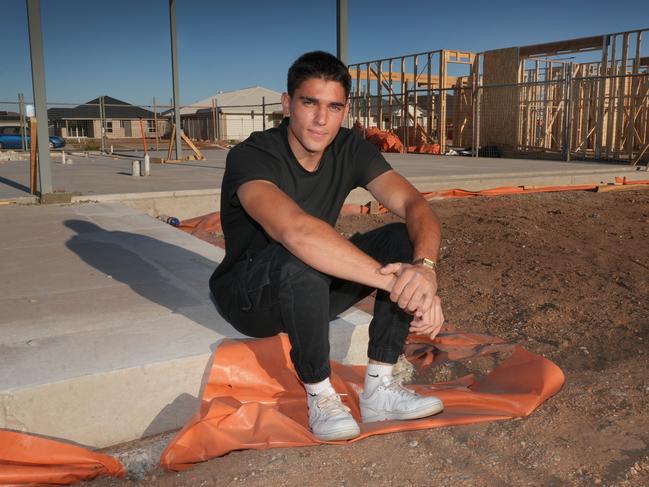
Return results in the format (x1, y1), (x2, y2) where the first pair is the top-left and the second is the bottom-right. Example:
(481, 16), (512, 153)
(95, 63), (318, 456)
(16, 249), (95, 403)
(281, 213), (395, 292)
(405, 198), (442, 262)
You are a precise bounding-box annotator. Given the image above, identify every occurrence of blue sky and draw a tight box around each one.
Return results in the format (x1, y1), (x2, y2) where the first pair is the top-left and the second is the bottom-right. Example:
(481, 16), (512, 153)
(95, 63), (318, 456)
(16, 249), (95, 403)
(1, 0), (647, 107)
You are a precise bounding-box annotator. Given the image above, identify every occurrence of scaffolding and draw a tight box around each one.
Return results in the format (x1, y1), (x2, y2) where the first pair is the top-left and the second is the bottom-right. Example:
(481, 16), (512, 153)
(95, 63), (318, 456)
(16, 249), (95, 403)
(348, 28), (649, 164)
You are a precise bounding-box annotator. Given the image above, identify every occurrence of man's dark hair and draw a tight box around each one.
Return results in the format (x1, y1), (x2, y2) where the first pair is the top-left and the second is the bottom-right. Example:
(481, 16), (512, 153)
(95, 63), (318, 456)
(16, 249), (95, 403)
(287, 51), (351, 99)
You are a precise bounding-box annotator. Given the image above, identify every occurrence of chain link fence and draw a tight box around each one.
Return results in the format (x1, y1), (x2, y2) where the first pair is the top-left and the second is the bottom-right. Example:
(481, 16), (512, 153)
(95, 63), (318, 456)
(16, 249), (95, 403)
(348, 71), (649, 163)
(0, 96), (285, 153)
(2, 71), (648, 163)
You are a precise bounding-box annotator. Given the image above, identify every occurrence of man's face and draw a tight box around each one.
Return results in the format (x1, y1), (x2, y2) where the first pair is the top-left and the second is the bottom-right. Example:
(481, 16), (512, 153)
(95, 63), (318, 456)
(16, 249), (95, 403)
(282, 77), (349, 162)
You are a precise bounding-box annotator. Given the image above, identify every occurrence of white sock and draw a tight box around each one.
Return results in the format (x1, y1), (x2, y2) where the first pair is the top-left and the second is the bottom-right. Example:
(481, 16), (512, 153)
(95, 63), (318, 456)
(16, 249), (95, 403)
(364, 363), (394, 396)
(304, 377), (333, 399)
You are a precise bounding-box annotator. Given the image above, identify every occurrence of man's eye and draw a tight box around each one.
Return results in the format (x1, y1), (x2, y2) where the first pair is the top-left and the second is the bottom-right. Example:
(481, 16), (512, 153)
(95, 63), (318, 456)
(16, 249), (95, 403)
(303, 99), (315, 106)
(330, 105), (342, 112)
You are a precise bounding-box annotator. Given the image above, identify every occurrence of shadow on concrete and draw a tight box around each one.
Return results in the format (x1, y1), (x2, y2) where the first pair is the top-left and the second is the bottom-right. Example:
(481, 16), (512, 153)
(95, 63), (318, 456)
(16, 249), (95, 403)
(142, 393), (200, 438)
(62, 219), (226, 334)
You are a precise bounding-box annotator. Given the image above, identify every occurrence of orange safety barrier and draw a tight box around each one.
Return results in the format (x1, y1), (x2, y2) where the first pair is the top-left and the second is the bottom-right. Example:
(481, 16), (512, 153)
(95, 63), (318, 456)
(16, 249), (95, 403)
(160, 332), (564, 472)
(0, 430), (124, 485)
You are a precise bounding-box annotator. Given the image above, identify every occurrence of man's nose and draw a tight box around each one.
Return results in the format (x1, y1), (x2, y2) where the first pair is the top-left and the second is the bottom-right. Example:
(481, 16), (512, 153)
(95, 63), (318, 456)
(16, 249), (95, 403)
(315, 105), (328, 125)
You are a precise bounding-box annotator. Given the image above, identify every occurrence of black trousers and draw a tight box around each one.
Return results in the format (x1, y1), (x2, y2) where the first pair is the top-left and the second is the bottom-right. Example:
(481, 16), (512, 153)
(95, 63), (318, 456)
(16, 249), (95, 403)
(210, 223), (413, 383)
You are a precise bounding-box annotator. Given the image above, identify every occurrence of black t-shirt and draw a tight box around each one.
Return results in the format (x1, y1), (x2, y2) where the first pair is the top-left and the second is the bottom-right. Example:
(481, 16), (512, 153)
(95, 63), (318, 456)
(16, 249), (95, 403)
(210, 118), (392, 281)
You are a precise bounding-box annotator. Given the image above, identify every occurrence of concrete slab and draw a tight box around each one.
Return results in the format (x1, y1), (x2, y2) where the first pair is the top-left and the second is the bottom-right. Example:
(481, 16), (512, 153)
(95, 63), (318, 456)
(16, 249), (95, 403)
(2, 150), (647, 219)
(0, 202), (373, 447)
(0, 150), (647, 448)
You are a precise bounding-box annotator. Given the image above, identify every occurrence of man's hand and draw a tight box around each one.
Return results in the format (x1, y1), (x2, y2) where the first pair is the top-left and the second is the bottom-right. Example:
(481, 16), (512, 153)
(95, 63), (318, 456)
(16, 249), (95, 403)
(409, 295), (444, 340)
(379, 262), (438, 315)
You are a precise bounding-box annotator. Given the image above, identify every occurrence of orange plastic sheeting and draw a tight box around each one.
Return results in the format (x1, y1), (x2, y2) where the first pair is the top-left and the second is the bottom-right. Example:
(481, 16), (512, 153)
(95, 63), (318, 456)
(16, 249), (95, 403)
(340, 183), (602, 217)
(0, 430), (124, 485)
(179, 212), (222, 239)
(365, 128), (404, 153)
(408, 143), (441, 154)
(160, 332), (564, 472)
(614, 176), (649, 185)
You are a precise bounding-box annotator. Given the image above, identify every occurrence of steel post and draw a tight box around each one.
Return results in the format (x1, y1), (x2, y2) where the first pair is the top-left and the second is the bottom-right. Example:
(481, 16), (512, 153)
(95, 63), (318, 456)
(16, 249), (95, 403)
(336, 0), (348, 66)
(26, 0), (52, 194)
(18, 93), (27, 151)
(169, 0), (182, 160)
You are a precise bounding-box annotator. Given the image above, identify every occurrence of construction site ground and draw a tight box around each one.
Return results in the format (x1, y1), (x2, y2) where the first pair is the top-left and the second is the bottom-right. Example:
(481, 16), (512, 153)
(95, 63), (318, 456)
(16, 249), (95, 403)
(83, 187), (649, 487)
(1, 150), (648, 485)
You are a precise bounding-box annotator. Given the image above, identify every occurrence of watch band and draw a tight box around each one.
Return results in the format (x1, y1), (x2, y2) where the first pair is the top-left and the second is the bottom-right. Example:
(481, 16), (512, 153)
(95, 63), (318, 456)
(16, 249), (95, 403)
(412, 257), (437, 270)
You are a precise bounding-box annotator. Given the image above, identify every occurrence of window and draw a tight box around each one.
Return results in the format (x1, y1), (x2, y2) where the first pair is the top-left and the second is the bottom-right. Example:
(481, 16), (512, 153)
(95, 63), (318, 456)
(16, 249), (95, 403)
(105, 121), (113, 133)
(146, 120), (156, 132)
(0, 126), (20, 135)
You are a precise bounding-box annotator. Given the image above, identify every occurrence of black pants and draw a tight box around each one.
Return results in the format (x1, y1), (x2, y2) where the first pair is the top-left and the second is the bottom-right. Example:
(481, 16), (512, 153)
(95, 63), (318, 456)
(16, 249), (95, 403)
(210, 223), (413, 383)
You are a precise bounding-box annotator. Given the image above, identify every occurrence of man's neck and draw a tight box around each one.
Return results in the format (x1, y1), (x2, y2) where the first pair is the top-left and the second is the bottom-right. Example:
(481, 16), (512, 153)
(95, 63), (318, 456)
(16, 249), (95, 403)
(287, 127), (323, 172)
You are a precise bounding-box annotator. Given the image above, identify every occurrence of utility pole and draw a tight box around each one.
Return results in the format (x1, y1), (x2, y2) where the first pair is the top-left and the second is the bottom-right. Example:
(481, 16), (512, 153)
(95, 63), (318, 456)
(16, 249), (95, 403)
(337, 0), (348, 127)
(26, 0), (52, 195)
(336, 0), (348, 66)
(169, 0), (182, 160)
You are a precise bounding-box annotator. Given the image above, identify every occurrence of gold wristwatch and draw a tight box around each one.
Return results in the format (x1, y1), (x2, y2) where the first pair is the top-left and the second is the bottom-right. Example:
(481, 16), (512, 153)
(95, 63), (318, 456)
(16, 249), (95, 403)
(412, 257), (437, 271)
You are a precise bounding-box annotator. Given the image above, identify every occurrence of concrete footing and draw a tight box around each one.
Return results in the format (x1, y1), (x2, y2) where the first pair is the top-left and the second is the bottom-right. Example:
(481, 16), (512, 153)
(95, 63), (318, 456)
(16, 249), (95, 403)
(0, 202), (371, 448)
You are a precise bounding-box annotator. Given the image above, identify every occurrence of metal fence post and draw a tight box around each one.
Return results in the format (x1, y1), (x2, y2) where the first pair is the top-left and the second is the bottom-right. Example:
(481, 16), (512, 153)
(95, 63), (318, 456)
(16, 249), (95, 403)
(262, 96), (266, 131)
(211, 98), (217, 142)
(563, 64), (574, 161)
(18, 93), (27, 151)
(475, 86), (481, 158)
(153, 96), (159, 151)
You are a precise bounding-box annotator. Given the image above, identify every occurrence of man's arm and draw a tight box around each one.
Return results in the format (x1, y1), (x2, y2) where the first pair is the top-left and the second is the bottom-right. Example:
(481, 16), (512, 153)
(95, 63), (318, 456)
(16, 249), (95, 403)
(366, 170), (441, 261)
(237, 179), (396, 292)
(367, 170), (443, 334)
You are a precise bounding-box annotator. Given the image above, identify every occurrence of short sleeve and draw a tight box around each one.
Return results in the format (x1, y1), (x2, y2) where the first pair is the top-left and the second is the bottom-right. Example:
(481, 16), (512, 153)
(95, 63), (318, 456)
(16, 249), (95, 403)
(353, 138), (393, 188)
(222, 144), (281, 207)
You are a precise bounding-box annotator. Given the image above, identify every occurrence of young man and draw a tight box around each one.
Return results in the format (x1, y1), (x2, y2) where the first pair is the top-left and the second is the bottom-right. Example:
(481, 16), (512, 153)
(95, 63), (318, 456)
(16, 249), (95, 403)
(210, 51), (445, 441)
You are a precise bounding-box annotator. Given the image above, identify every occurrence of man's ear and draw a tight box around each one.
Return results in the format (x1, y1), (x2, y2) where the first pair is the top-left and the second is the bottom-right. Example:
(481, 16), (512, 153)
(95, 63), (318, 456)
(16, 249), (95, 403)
(281, 92), (290, 117)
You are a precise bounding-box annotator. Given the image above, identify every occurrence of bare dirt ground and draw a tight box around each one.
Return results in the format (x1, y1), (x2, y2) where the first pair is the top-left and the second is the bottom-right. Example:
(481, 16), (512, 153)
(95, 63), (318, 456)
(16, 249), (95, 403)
(86, 188), (649, 487)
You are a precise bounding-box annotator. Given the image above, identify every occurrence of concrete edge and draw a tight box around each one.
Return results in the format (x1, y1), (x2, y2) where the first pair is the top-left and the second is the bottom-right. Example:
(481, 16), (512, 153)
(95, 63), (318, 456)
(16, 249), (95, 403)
(1, 307), (373, 450)
(71, 188), (220, 203)
(0, 196), (39, 205)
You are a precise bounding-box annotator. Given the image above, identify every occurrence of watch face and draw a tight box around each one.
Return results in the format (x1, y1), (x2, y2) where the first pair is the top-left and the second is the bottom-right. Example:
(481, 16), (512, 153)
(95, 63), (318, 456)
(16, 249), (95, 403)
(414, 258), (436, 269)
(422, 258), (436, 269)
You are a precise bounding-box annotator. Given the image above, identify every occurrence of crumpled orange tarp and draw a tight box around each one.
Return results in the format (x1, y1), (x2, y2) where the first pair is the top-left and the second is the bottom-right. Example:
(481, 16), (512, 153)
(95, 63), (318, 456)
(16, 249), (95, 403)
(0, 430), (124, 485)
(160, 332), (564, 472)
(366, 127), (404, 153)
(409, 143), (441, 154)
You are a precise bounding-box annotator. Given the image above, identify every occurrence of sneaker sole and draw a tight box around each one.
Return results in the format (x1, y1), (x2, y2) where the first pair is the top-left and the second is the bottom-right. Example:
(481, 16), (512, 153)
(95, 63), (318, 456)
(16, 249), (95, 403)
(361, 399), (444, 423)
(314, 425), (361, 441)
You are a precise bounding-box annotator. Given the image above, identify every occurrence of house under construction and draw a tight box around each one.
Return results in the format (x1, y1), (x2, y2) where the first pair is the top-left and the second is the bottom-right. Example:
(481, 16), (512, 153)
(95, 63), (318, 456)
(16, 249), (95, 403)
(348, 28), (649, 164)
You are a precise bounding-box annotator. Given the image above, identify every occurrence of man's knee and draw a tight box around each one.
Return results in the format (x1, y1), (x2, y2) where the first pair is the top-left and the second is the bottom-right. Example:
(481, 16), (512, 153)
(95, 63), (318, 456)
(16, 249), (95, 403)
(374, 222), (414, 264)
(280, 254), (331, 298)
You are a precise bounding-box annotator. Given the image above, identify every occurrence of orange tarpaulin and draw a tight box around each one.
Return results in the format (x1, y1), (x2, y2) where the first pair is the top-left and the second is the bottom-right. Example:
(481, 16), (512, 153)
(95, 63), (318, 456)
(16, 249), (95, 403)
(160, 332), (564, 472)
(365, 128), (404, 153)
(0, 430), (124, 485)
(177, 178), (649, 234)
(409, 143), (441, 154)
(178, 212), (222, 242)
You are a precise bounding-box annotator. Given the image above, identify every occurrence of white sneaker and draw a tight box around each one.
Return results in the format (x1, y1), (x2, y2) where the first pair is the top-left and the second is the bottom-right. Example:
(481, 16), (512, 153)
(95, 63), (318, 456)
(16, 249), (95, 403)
(360, 372), (444, 423)
(308, 388), (361, 441)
